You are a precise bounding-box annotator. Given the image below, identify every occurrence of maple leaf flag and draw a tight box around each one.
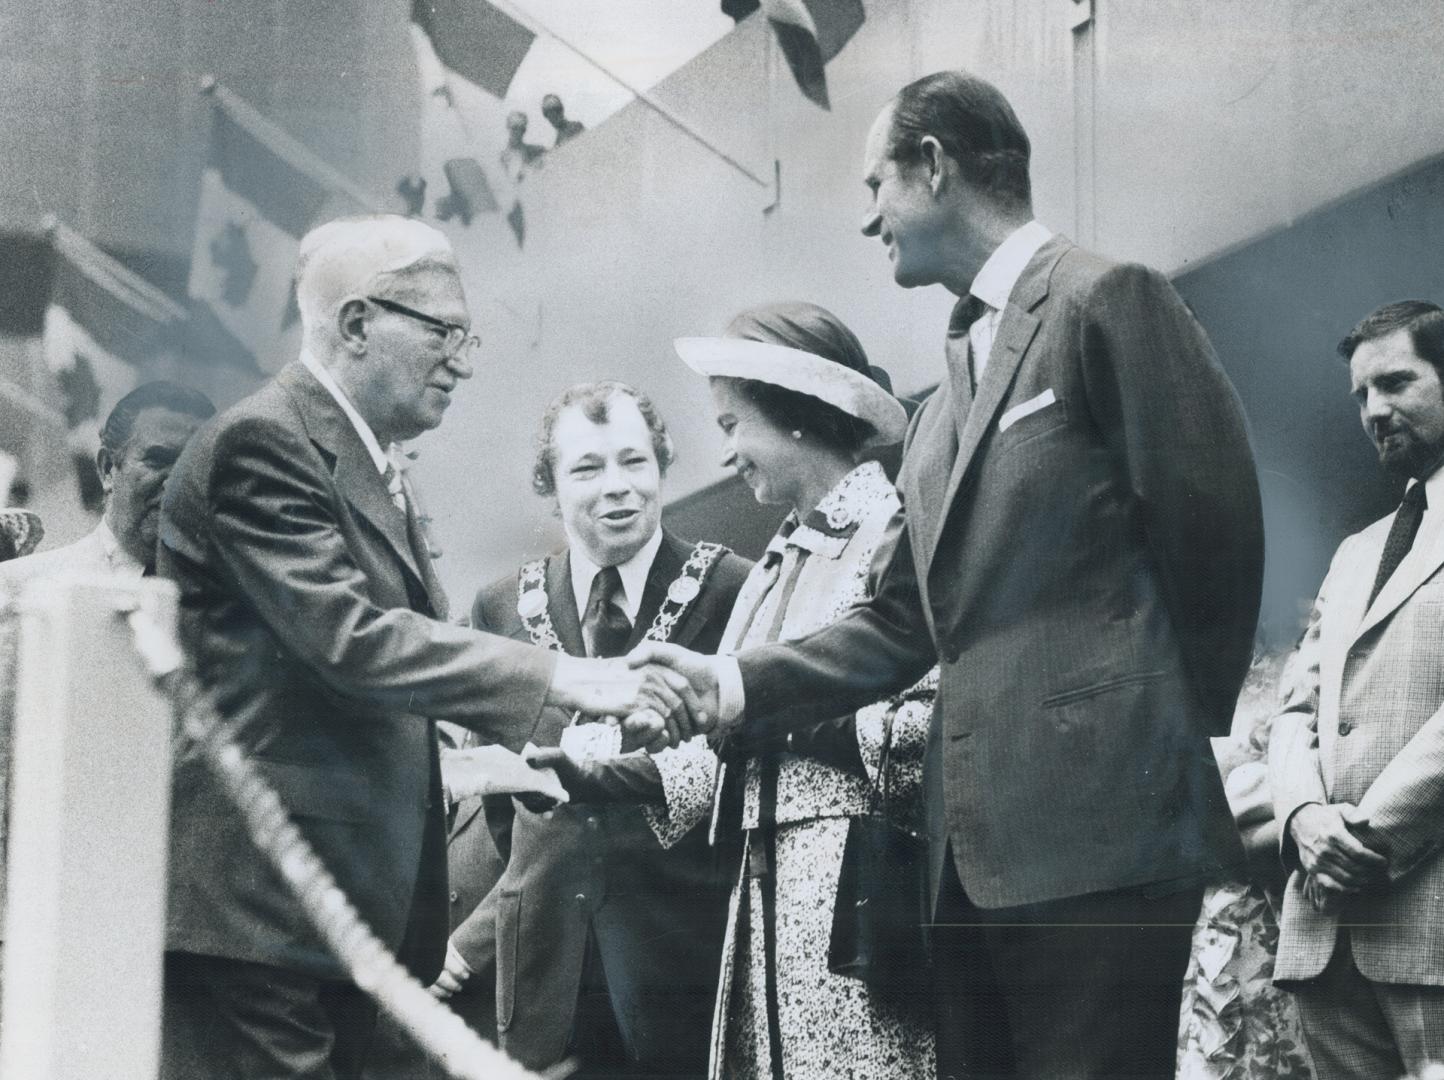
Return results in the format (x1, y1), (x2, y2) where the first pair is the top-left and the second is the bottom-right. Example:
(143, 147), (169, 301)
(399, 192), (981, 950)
(43, 217), (188, 455)
(188, 80), (378, 372)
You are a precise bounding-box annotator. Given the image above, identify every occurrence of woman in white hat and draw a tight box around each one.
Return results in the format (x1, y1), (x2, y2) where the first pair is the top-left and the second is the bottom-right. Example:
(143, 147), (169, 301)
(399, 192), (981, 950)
(648, 302), (937, 1078)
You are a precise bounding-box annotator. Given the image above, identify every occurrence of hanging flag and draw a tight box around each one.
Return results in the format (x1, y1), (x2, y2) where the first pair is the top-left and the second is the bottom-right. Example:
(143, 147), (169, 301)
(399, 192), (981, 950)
(761, 0), (865, 109)
(412, 0), (535, 99)
(407, 21), (525, 248)
(43, 217), (188, 457)
(188, 79), (378, 372)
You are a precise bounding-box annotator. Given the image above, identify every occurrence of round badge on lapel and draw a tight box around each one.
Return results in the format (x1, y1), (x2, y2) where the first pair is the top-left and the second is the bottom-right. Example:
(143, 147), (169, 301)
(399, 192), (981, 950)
(667, 577), (701, 605)
(516, 589), (548, 619)
(825, 503), (853, 530)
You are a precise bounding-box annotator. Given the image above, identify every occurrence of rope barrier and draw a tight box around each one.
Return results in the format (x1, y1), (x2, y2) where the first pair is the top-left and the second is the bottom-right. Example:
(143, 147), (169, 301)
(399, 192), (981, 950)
(121, 600), (562, 1080)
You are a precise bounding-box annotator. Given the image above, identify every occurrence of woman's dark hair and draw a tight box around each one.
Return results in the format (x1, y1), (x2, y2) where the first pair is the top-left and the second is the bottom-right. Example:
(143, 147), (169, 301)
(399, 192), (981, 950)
(729, 378), (873, 455)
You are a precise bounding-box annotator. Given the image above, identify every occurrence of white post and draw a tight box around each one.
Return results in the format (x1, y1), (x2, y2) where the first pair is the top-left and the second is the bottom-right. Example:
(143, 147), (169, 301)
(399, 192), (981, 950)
(1, 577), (176, 1080)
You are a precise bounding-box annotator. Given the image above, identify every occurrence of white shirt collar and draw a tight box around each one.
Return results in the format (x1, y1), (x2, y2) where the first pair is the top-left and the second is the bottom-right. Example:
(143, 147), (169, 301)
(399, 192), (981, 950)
(569, 528), (664, 625)
(97, 518), (146, 579)
(300, 350), (392, 476)
(969, 220), (1053, 311)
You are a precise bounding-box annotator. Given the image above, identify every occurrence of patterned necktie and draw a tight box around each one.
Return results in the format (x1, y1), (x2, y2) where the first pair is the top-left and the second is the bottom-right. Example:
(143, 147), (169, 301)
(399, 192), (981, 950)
(1370, 482), (1428, 606)
(384, 462), (450, 620)
(582, 565), (632, 658)
(381, 461), (407, 514)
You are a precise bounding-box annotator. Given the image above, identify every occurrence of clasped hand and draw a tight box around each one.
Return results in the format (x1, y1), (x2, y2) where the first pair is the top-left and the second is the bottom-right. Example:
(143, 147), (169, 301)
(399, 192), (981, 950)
(547, 644), (724, 752)
(1289, 801), (1388, 913)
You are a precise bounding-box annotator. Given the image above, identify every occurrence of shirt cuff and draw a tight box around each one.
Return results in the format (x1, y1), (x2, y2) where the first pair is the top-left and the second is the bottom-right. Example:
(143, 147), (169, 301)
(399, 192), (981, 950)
(715, 655), (745, 728)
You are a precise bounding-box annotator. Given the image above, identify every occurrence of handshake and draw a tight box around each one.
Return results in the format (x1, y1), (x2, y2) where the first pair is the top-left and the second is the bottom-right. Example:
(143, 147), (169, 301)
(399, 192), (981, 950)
(544, 642), (732, 753)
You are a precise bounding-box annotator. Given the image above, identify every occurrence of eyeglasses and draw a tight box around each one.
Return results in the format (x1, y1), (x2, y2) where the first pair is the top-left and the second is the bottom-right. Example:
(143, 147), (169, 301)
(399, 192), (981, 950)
(367, 296), (480, 360)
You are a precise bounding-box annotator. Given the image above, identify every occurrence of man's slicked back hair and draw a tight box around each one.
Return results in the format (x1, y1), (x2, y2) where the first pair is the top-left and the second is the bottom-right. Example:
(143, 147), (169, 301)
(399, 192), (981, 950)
(887, 70), (1032, 210)
(99, 380), (216, 459)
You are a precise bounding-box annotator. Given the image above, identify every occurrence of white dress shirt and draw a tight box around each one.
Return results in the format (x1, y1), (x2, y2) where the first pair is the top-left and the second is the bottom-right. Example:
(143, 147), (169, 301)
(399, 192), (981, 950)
(300, 350), (411, 513)
(568, 528), (664, 626)
(966, 219), (1053, 380)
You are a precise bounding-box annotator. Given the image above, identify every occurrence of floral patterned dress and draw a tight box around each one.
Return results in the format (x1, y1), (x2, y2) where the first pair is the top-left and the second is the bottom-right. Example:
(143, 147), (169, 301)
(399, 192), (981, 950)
(643, 461), (936, 1079)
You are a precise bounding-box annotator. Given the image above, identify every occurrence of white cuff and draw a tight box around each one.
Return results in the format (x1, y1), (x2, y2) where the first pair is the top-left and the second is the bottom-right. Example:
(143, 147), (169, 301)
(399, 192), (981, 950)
(715, 655), (745, 727)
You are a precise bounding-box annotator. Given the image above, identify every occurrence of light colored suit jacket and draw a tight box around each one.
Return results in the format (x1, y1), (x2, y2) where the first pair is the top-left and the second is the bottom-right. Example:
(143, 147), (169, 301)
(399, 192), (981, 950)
(1271, 499), (1444, 985)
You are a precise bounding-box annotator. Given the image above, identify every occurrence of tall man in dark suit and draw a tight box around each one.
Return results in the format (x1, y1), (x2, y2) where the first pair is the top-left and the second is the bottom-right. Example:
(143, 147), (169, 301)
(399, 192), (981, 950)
(157, 216), (688, 1080)
(1270, 301), (1444, 1079)
(634, 71), (1265, 1078)
(434, 381), (749, 1078)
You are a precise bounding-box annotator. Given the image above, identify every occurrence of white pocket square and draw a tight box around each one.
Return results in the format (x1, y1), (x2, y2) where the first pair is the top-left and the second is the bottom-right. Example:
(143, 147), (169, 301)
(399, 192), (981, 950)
(999, 388), (1057, 432)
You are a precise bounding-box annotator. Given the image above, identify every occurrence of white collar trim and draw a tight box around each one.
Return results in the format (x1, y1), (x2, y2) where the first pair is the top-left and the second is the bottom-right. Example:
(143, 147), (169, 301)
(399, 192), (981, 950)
(970, 220), (1053, 311)
(569, 527), (664, 625)
(97, 518), (146, 578)
(300, 350), (392, 476)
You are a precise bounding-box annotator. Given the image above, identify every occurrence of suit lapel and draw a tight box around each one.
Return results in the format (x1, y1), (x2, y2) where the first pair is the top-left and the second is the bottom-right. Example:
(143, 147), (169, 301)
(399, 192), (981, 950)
(448, 797), (485, 839)
(1354, 510), (1444, 642)
(921, 239), (1065, 571)
(280, 363), (426, 592)
(627, 533), (685, 651)
(545, 550), (586, 656)
(900, 379), (960, 584)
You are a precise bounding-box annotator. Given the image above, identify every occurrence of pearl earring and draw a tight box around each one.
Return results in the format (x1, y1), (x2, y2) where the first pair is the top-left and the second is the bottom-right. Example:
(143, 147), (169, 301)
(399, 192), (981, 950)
(791, 430), (803, 440)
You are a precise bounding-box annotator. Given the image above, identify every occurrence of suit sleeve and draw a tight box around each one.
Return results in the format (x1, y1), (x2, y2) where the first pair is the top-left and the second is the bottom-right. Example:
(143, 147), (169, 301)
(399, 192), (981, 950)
(1079, 264), (1265, 733)
(205, 415), (555, 747)
(450, 873), (500, 971)
(736, 506), (936, 739)
(1268, 547), (1339, 870)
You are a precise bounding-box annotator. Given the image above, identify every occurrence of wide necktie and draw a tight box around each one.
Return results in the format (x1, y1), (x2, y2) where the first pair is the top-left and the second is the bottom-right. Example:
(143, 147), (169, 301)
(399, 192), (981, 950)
(1370, 482), (1428, 607)
(582, 565), (632, 659)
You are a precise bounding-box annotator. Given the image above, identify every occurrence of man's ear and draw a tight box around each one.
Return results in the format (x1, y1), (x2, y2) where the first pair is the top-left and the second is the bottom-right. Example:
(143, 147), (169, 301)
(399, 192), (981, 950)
(919, 135), (948, 195)
(338, 298), (369, 354)
(96, 446), (116, 496)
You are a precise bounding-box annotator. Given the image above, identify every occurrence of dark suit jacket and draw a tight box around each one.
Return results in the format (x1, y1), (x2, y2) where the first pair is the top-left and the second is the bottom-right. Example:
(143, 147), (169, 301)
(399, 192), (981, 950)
(451, 532), (750, 1072)
(158, 361), (555, 983)
(739, 236), (1263, 909)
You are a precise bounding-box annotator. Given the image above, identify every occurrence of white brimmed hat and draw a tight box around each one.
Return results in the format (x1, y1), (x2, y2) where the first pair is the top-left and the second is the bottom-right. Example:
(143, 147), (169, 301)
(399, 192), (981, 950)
(673, 302), (907, 448)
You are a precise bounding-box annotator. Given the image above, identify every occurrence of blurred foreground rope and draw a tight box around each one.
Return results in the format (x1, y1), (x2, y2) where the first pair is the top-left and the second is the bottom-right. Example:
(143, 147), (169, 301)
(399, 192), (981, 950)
(122, 601), (562, 1080)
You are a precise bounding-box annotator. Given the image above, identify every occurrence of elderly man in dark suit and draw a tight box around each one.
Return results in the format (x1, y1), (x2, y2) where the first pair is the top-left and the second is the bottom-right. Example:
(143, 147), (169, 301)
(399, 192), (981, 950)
(1270, 301), (1444, 1079)
(157, 215), (688, 1080)
(429, 381), (749, 1079)
(635, 71), (1265, 1078)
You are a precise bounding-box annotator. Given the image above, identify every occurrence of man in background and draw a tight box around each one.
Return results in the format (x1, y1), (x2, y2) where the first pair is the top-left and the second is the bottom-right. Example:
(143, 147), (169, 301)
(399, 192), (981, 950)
(439, 381), (748, 1079)
(1271, 300), (1444, 1078)
(2, 380), (214, 583)
(541, 94), (585, 147)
